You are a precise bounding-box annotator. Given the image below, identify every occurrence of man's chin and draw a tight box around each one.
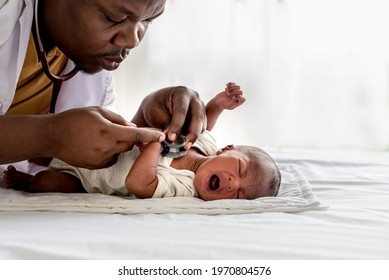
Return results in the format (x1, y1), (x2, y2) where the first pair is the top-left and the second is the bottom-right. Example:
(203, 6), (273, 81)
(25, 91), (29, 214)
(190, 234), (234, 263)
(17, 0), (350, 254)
(74, 61), (105, 75)
(79, 69), (103, 75)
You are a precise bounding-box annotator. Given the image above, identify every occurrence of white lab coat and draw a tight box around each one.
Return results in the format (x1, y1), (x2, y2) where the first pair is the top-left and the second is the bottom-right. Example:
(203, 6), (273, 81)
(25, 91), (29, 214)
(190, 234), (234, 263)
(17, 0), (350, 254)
(0, 0), (118, 184)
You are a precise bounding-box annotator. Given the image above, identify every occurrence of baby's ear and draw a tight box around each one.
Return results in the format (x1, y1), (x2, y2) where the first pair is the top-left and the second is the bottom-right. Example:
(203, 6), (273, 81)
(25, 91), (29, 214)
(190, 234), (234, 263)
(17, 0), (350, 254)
(217, 144), (235, 155)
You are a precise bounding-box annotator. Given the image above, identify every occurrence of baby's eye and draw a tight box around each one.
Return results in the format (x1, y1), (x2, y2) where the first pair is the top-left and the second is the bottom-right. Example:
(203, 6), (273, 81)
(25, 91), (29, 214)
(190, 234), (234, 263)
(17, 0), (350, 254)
(237, 189), (242, 199)
(239, 159), (248, 177)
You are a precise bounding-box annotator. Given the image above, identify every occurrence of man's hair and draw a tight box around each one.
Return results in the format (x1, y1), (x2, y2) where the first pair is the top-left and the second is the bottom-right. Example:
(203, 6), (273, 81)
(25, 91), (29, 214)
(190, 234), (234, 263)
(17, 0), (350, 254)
(236, 145), (281, 198)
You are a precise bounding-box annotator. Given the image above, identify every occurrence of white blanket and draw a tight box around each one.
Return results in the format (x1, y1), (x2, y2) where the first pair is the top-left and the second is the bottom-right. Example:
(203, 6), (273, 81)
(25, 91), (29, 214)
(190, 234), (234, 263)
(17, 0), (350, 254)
(0, 164), (324, 214)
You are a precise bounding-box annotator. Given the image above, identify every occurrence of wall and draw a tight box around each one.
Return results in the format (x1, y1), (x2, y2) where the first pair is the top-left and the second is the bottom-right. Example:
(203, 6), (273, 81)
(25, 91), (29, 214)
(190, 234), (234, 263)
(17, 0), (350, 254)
(114, 0), (389, 150)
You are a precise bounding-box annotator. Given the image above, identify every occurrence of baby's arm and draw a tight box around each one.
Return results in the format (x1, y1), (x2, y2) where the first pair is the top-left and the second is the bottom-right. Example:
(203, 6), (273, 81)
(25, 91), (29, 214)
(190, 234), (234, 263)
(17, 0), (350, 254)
(205, 82), (245, 131)
(125, 142), (161, 198)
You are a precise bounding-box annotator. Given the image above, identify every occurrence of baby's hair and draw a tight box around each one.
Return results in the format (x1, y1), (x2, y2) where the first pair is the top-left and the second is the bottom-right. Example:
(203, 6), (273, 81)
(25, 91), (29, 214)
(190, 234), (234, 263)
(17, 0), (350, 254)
(236, 145), (281, 198)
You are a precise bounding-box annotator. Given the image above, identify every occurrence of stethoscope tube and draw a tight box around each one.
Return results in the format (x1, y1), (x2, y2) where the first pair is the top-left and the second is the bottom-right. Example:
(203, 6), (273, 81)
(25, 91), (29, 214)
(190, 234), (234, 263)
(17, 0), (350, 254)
(34, 0), (79, 113)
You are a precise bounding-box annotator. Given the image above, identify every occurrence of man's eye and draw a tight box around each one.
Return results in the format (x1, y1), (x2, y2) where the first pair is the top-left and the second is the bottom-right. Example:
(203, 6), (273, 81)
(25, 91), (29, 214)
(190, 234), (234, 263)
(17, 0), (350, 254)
(105, 14), (125, 24)
(106, 17), (118, 24)
(141, 19), (153, 27)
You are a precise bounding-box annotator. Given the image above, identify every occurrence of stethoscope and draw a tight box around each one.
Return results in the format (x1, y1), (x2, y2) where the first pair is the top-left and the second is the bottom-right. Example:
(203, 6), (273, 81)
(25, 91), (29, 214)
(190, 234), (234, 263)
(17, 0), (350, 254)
(34, 0), (79, 113)
(161, 135), (187, 158)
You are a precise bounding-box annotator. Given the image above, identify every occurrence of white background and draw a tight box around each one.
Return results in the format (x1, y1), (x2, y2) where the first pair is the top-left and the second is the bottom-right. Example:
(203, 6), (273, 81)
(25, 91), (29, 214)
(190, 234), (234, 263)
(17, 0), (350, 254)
(114, 0), (389, 151)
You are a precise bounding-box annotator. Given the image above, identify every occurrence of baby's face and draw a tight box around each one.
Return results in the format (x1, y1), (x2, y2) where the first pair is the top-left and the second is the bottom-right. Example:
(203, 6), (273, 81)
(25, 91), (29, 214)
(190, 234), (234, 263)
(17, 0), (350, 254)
(194, 147), (271, 201)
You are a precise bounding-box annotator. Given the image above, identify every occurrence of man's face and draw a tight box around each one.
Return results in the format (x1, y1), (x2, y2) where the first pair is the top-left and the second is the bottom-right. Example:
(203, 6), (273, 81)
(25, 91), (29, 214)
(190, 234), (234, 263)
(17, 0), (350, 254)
(43, 0), (166, 73)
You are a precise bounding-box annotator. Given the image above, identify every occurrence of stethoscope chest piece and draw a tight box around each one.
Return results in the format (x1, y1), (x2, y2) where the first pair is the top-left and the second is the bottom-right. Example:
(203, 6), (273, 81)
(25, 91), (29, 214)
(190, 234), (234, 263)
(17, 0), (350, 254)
(161, 135), (187, 158)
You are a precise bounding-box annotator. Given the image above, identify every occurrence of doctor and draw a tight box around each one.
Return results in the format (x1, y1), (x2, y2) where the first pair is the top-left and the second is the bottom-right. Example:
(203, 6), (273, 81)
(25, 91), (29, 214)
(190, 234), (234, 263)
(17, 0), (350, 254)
(0, 0), (206, 173)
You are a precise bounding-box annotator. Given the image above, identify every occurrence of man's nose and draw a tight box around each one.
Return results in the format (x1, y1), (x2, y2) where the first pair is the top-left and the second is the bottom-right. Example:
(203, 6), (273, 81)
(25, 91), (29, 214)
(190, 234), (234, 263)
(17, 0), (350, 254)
(112, 20), (145, 49)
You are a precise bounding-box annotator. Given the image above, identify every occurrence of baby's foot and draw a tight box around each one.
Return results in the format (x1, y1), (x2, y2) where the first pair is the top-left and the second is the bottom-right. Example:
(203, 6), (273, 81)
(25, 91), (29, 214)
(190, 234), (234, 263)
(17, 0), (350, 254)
(3, 165), (33, 191)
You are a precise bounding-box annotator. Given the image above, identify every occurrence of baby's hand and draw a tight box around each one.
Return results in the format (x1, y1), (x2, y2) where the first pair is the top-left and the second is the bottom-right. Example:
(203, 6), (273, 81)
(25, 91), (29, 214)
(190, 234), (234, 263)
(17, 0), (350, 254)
(214, 82), (246, 110)
(135, 141), (162, 153)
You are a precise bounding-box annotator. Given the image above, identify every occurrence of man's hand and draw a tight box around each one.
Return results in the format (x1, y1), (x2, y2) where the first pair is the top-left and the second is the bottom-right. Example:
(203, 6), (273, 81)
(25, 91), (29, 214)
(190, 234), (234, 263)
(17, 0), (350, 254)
(50, 107), (165, 169)
(132, 86), (207, 150)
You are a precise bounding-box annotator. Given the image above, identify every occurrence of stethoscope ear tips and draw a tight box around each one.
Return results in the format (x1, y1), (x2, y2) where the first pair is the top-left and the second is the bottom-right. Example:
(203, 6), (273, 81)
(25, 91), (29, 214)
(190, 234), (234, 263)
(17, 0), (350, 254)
(161, 135), (187, 158)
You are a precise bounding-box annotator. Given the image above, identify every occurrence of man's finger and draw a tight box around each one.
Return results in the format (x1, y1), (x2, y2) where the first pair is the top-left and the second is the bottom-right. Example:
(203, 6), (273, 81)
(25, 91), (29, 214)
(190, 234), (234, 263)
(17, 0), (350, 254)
(100, 108), (131, 126)
(184, 113), (206, 148)
(166, 96), (190, 141)
(114, 125), (165, 143)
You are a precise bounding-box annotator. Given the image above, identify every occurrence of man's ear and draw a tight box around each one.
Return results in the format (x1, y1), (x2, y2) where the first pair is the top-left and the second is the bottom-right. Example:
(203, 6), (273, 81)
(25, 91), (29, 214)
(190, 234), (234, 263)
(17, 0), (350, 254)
(216, 144), (234, 155)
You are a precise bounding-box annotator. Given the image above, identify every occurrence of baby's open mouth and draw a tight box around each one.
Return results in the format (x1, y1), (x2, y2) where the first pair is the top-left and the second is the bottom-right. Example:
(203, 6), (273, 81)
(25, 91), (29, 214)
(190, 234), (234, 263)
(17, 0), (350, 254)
(209, 175), (220, 191)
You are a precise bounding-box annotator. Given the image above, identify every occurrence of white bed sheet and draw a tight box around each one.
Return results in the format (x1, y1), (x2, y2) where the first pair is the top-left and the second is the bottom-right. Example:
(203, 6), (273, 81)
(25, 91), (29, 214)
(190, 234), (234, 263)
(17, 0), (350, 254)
(0, 149), (388, 259)
(0, 164), (323, 214)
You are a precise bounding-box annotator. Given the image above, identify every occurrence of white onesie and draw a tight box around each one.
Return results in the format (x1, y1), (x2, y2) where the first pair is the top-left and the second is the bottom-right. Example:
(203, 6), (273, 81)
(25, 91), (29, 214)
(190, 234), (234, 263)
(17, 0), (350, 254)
(49, 131), (218, 198)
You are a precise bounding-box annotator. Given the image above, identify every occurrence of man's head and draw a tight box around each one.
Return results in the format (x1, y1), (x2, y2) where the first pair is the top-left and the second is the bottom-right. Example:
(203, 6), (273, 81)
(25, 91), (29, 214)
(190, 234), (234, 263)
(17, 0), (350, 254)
(41, 0), (166, 73)
(194, 145), (281, 201)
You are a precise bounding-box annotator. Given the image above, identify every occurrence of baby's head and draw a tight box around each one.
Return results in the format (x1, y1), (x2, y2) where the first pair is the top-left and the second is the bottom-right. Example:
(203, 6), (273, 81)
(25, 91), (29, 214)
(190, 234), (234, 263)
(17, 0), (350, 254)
(235, 145), (281, 197)
(194, 145), (281, 201)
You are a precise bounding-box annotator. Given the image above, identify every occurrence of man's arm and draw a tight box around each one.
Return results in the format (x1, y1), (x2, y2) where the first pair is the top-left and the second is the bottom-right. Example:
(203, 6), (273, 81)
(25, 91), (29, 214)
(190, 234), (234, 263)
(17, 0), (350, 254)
(125, 142), (161, 198)
(0, 107), (165, 169)
(0, 114), (55, 164)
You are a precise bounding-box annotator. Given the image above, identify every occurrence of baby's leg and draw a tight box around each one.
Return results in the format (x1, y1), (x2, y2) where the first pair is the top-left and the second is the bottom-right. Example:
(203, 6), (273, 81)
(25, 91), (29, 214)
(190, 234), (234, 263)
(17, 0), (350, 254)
(29, 170), (86, 193)
(3, 166), (33, 191)
(3, 165), (85, 193)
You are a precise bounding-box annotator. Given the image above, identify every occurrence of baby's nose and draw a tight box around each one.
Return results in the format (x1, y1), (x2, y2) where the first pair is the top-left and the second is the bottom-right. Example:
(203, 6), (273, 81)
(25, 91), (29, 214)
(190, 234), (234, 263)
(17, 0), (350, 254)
(227, 176), (238, 192)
